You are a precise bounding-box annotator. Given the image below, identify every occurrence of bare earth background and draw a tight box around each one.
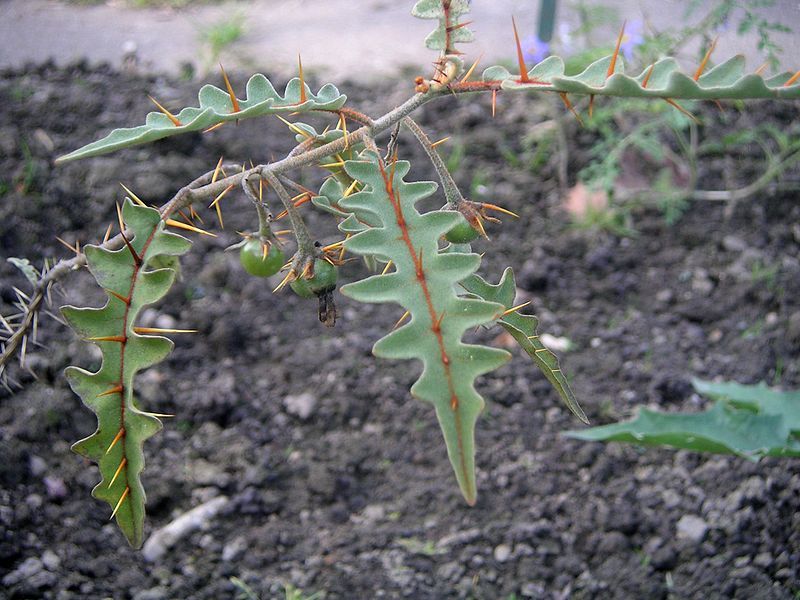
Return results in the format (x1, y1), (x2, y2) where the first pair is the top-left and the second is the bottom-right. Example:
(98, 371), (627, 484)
(1, 1), (800, 599)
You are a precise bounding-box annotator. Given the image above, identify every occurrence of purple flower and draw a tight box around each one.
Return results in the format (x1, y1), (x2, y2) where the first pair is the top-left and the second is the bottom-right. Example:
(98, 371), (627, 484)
(620, 20), (644, 61)
(522, 34), (551, 65)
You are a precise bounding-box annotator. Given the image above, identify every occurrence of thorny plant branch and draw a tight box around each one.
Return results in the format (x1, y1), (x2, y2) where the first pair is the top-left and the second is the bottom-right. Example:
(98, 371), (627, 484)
(240, 173), (273, 239)
(261, 171), (316, 269)
(0, 86), (481, 375)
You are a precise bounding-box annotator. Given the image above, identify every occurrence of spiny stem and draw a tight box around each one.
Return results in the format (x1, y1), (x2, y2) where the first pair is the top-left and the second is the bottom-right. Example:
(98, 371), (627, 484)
(402, 116), (466, 208)
(2, 88), (464, 371)
(261, 171), (315, 261)
(241, 173), (273, 239)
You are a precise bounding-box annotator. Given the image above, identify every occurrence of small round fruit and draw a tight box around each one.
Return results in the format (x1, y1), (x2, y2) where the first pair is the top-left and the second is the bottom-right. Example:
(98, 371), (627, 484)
(445, 219), (480, 243)
(290, 259), (338, 298)
(239, 239), (285, 277)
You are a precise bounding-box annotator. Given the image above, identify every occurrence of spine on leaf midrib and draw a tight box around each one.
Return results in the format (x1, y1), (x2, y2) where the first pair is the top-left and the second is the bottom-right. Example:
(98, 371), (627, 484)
(62, 199), (190, 548)
(338, 151), (510, 504)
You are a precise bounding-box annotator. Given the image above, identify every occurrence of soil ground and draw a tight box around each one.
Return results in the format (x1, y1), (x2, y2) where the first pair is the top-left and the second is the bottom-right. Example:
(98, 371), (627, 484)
(1, 63), (800, 599)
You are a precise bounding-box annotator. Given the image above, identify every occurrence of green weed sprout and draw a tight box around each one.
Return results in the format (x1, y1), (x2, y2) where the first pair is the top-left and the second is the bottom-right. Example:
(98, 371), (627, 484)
(2, 0), (799, 547)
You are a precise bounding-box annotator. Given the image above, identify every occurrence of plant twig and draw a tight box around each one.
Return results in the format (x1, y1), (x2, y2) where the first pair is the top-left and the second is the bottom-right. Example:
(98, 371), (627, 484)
(402, 116), (466, 208)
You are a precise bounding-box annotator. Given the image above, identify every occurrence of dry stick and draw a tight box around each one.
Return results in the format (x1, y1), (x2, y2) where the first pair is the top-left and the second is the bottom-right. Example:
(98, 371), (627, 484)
(691, 148), (800, 202)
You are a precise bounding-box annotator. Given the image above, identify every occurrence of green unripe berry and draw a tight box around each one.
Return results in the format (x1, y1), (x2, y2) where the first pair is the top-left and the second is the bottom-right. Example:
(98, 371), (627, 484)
(445, 219), (480, 243)
(239, 239), (285, 278)
(290, 259), (338, 298)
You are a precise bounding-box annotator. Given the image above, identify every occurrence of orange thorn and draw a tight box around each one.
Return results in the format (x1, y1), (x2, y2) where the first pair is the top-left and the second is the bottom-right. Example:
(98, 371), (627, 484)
(147, 95), (182, 127)
(392, 310), (411, 330)
(502, 301), (531, 317)
(203, 122), (226, 134)
(165, 219), (217, 237)
(343, 179), (359, 197)
(98, 385), (123, 398)
(177, 209), (194, 225)
(87, 335), (127, 343)
(754, 62), (769, 76)
(219, 63), (241, 113)
(108, 458), (127, 488)
(276, 115), (312, 138)
(322, 240), (345, 251)
(55, 236), (79, 255)
(106, 428), (125, 455)
(664, 98), (700, 123)
(589, 94), (595, 118)
(299, 262), (312, 280)
(258, 177), (264, 201)
(212, 156), (224, 183)
(784, 70), (800, 87)
(189, 206), (204, 224)
(110, 486), (130, 520)
(693, 36), (718, 81)
(108, 289), (131, 304)
(209, 183), (234, 228)
(115, 202), (142, 264)
(641, 63), (656, 88)
(460, 53), (483, 83)
(298, 55), (307, 103)
(102, 222), (114, 244)
(511, 16), (530, 83)
(338, 113), (349, 149)
(473, 214), (489, 240)
(381, 260), (394, 275)
(483, 202), (519, 219)
(433, 310), (446, 332)
(272, 270), (295, 293)
(491, 90), (497, 117)
(115, 201), (125, 232)
(133, 327), (197, 335)
(339, 233), (350, 261)
(447, 20), (473, 32)
(608, 20), (626, 79)
(559, 93), (584, 126)
(431, 137), (450, 149)
(120, 183), (146, 207)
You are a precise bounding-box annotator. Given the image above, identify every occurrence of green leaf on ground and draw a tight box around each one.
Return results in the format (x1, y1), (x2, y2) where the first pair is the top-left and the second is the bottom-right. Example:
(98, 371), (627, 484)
(565, 380), (800, 459)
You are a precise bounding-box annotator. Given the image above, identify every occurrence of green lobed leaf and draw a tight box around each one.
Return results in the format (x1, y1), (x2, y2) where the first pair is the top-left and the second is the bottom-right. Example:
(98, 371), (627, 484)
(57, 75), (347, 162)
(412, 0), (474, 54)
(484, 54), (800, 100)
(62, 199), (191, 547)
(460, 267), (588, 424)
(692, 378), (800, 433)
(7, 257), (39, 285)
(564, 401), (800, 458)
(338, 151), (511, 504)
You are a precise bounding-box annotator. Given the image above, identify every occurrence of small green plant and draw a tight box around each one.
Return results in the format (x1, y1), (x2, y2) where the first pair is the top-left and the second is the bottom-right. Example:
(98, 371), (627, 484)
(566, 379), (800, 458)
(531, 0), (799, 228)
(199, 12), (246, 68)
(2, 1), (799, 548)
